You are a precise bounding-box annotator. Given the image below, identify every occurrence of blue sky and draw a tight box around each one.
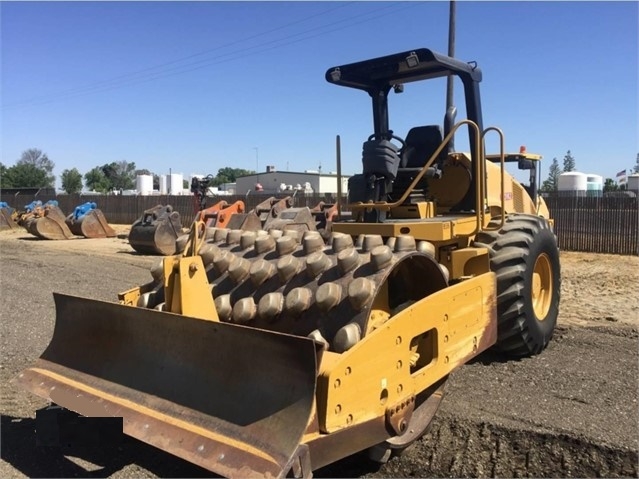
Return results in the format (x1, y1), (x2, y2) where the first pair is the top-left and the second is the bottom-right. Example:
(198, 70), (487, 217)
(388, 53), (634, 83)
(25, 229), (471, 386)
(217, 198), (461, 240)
(1, 1), (637, 189)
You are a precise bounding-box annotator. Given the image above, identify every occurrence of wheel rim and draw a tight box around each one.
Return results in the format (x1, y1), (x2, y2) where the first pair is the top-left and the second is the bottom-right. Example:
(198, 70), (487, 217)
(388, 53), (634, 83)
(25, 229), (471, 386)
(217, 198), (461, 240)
(532, 253), (553, 320)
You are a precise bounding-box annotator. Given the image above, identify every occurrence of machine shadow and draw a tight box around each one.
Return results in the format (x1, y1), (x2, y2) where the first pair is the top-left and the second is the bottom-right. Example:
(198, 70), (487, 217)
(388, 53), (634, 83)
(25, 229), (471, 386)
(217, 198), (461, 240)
(0, 414), (212, 478)
(2, 412), (386, 478)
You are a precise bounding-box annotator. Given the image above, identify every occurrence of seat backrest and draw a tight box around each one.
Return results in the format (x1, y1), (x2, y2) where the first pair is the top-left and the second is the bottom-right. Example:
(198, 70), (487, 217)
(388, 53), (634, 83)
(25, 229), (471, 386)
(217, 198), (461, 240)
(401, 125), (444, 169)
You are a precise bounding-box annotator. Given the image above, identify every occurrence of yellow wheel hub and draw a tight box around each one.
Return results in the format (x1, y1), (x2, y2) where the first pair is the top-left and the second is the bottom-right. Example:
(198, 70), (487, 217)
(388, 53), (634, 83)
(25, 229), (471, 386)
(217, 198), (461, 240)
(531, 253), (553, 320)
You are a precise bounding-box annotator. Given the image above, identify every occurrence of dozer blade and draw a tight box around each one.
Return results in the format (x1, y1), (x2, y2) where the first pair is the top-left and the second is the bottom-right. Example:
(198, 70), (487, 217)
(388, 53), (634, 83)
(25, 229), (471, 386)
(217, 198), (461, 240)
(17, 294), (318, 478)
(66, 209), (116, 238)
(28, 207), (74, 240)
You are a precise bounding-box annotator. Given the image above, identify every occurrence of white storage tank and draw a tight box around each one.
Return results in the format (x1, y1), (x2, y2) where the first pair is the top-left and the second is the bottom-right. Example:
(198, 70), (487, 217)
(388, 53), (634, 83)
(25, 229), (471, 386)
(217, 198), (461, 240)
(558, 171), (587, 197)
(168, 173), (184, 195)
(628, 174), (639, 192)
(136, 175), (153, 196)
(586, 174), (603, 197)
(159, 175), (168, 194)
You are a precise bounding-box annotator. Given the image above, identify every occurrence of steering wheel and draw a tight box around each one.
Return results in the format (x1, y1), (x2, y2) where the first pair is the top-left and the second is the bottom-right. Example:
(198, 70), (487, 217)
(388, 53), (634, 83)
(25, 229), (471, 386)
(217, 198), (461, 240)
(367, 132), (406, 151)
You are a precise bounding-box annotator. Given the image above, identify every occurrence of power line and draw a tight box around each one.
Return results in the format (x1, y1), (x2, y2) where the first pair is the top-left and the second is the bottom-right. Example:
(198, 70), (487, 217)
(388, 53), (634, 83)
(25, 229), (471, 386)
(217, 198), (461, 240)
(2, 2), (417, 110)
(2, 3), (355, 108)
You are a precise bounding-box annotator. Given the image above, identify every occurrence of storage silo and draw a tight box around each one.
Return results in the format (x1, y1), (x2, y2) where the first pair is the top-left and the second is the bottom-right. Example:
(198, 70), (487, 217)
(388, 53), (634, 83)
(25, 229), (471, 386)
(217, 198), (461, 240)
(558, 172), (587, 197)
(586, 174), (603, 197)
(628, 174), (639, 193)
(168, 173), (184, 195)
(159, 175), (168, 194)
(135, 174), (153, 196)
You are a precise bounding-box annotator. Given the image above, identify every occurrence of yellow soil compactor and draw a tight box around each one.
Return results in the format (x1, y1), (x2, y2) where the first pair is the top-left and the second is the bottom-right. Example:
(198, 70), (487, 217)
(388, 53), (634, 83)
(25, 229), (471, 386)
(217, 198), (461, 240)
(17, 48), (560, 478)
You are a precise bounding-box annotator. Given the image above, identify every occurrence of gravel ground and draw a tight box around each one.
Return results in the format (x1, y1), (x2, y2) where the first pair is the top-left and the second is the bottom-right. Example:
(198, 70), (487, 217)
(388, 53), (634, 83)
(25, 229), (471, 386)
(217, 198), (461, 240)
(1, 227), (637, 478)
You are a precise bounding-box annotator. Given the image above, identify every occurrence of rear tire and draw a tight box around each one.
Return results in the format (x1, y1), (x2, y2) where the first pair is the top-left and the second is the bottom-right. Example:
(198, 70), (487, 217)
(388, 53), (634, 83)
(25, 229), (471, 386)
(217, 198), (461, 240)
(474, 214), (560, 357)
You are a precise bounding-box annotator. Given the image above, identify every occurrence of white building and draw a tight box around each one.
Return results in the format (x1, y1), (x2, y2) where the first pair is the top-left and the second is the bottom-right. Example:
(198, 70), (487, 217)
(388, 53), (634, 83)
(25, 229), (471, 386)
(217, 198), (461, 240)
(235, 166), (350, 195)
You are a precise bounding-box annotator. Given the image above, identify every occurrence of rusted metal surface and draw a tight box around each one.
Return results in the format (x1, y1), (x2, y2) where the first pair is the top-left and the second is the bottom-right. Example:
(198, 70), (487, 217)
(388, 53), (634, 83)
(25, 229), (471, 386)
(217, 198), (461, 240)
(65, 209), (116, 238)
(128, 205), (183, 255)
(306, 415), (389, 471)
(197, 200), (245, 228)
(254, 197), (293, 224)
(17, 293), (319, 478)
(28, 206), (74, 240)
(0, 207), (17, 230)
(263, 207), (317, 234)
(383, 379), (446, 450)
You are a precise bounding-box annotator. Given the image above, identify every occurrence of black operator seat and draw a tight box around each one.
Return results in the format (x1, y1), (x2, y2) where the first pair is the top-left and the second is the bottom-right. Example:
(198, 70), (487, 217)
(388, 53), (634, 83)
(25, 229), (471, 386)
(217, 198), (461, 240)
(400, 125), (446, 171)
(392, 125), (447, 203)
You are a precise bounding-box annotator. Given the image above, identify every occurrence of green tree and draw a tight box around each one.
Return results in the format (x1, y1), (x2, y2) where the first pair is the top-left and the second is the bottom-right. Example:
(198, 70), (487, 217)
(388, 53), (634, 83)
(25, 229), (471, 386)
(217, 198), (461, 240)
(84, 167), (111, 193)
(0, 162), (8, 188)
(102, 161), (136, 190)
(212, 167), (255, 186)
(1, 163), (50, 188)
(17, 148), (55, 187)
(603, 178), (618, 192)
(540, 157), (562, 192)
(562, 150), (576, 172)
(633, 153), (639, 174)
(61, 168), (83, 194)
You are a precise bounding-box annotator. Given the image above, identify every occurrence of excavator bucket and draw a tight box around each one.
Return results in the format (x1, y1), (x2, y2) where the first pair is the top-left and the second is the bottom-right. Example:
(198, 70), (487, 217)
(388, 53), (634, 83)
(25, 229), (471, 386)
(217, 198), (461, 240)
(0, 205), (17, 230)
(128, 205), (183, 255)
(17, 293), (319, 478)
(223, 196), (296, 233)
(65, 206), (116, 238)
(197, 200), (245, 228)
(28, 205), (74, 240)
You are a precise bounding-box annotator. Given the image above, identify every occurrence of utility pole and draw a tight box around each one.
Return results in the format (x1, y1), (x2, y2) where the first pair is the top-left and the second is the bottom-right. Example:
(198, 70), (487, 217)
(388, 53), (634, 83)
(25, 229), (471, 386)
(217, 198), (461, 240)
(445, 0), (457, 152)
(446, 0), (456, 110)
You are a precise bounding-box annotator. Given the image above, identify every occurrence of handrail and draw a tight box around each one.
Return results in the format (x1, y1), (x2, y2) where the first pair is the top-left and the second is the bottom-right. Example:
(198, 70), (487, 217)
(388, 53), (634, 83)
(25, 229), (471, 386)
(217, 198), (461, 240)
(183, 218), (206, 257)
(481, 126), (505, 231)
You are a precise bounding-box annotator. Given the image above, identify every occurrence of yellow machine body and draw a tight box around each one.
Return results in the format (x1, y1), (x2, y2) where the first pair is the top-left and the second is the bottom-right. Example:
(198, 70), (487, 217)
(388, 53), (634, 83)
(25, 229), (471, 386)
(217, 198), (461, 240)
(16, 47), (561, 479)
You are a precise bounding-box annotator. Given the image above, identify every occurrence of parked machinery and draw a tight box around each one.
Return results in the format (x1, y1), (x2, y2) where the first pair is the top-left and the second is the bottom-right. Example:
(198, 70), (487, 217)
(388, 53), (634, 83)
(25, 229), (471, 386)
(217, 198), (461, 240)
(18, 48), (560, 478)
(0, 202), (18, 231)
(65, 202), (116, 238)
(128, 204), (183, 255)
(22, 200), (74, 240)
